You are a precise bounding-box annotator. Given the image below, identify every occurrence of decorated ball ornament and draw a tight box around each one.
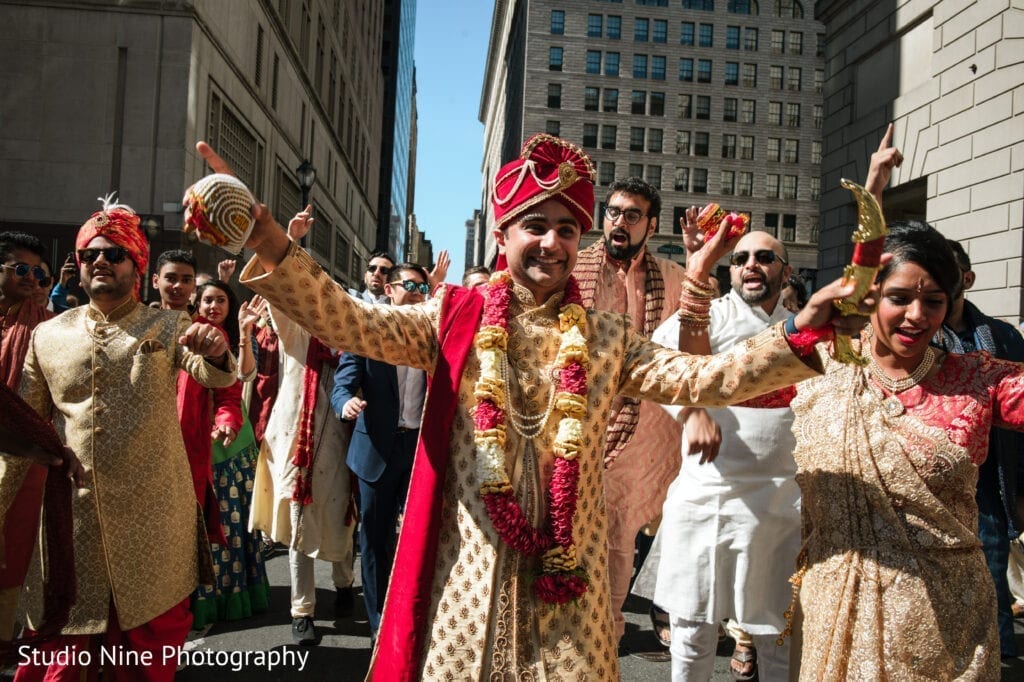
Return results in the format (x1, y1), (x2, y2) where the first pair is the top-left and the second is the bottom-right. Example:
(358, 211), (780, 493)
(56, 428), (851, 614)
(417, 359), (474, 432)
(183, 173), (256, 252)
(697, 202), (749, 243)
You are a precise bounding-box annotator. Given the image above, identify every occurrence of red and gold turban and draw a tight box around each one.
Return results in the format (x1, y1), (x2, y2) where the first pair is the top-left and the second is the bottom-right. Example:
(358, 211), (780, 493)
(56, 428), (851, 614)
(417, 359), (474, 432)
(76, 196), (150, 299)
(491, 134), (596, 233)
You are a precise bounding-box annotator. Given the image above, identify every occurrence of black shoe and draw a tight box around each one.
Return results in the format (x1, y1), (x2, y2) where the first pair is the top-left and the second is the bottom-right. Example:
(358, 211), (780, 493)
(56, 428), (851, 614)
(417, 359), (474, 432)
(291, 616), (316, 646)
(334, 586), (355, 618)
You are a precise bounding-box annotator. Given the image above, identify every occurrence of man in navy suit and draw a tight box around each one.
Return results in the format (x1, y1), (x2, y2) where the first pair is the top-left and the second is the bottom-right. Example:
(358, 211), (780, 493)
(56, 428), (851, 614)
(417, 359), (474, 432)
(332, 262), (430, 642)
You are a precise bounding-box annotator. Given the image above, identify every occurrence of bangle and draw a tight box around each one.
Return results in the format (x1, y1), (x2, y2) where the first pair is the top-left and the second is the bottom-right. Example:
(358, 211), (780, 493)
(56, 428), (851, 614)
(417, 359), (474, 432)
(682, 273), (717, 296)
(784, 314), (799, 336)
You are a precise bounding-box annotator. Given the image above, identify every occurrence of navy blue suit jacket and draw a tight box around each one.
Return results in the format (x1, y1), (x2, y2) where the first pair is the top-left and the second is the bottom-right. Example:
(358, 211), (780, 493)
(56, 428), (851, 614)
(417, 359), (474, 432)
(332, 351), (412, 484)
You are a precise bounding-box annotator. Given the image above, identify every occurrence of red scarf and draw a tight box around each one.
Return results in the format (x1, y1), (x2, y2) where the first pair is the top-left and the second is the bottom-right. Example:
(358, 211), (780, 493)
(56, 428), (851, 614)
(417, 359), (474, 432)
(248, 323), (279, 443)
(1, 300), (53, 390)
(369, 285), (484, 680)
(291, 336), (336, 505)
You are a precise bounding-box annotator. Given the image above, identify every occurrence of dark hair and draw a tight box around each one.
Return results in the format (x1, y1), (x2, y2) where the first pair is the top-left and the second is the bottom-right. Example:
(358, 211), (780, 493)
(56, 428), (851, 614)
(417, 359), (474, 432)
(462, 265), (491, 286)
(195, 279), (240, 347)
(785, 274), (808, 308)
(368, 250), (396, 267)
(605, 177), (661, 226)
(945, 238), (971, 272)
(387, 262), (430, 284)
(0, 231), (45, 263)
(156, 249), (197, 273)
(877, 220), (961, 306)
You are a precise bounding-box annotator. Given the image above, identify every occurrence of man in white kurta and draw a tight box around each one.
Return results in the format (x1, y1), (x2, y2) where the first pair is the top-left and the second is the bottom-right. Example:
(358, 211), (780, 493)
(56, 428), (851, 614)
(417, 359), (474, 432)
(645, 230), (801, 681)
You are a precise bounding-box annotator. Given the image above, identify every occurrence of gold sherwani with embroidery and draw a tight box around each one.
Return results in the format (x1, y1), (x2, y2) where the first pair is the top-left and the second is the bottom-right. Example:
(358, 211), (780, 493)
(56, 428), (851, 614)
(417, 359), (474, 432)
(14, 300), (232, 633)
(241, 244), (815, 680)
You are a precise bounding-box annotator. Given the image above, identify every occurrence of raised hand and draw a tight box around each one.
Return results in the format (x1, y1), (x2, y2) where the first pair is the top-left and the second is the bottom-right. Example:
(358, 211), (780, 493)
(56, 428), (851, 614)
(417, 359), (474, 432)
(428, 250), (451, 289)
(865, 123), (903, 206)
(217, 258), (237, 282)
(238, 294), (267, 336)
(287, 205), (315, 241)
(682, 208), (746, 280)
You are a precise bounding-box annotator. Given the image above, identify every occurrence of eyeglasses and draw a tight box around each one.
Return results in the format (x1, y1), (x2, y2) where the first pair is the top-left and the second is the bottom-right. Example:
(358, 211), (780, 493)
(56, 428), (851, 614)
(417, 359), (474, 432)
(366, 264), (391, 275)
(77, 247), (128, 264)
(2, 263), (48, 282)
(604, 206), (647, 226)
(728, 250), (787, 267)
(399, 279), (430, 295)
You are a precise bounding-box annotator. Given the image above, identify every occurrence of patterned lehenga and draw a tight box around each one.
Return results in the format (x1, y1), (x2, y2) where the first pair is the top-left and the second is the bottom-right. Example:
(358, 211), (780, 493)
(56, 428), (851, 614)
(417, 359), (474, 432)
(790, 344), (1024, 680)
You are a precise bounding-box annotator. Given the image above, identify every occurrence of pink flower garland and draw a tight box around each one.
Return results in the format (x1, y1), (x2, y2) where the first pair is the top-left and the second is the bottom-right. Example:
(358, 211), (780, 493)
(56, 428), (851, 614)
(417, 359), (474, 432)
(473, 273), (590, 605)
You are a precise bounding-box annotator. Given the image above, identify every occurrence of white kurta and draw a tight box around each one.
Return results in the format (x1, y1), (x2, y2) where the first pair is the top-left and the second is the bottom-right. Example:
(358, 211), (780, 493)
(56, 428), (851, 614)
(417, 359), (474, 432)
(638, 290), (801, 634)
(248, 306), (353, 561)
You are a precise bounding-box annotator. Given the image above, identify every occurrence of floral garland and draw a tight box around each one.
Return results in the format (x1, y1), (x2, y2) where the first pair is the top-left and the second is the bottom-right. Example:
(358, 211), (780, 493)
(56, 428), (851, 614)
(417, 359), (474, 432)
(473, 270), (590, 605)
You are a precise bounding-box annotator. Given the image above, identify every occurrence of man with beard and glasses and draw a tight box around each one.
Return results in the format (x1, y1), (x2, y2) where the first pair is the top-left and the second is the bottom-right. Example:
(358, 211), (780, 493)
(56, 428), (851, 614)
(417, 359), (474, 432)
(352, 251), (395, 305)
(572, 176), (688, 647)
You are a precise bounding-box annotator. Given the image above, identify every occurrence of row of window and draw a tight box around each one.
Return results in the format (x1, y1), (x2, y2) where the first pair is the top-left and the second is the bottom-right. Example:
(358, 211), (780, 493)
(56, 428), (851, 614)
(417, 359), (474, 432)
(590, 0), (778, 16)
(582, 87), (668, 115)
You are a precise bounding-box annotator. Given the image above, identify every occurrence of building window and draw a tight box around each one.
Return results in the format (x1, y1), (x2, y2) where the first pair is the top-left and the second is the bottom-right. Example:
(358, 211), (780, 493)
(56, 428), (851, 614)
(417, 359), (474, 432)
(208, 92), (264, 195)
(781, 214), (797, 241)
(742, 63), (757, 87)
(697, 59), (712, 83)
(764, 212), (779, 236)
(630, 127), (645, 151)
(632, 90), (646, 114)
(634, 54), (648, 78)
(741, 99), (756, 123)
(766, 174), (780, 198)
(585, 87), (599, 111)
(602, 125), (618, 149)
(693, 168), (709, 193)
(648, 128), (663, 152)
(740, 135), (754, 159)
(650, 92), (665, 115)
(699, 23), (714, 47)
(738, 171), (753, 196)
(588, 14), (603, 38)
(810, 221), (819, 243)
(728, 0), (754, 13)
(809, 177), (820, 200)
(744, 27), (758, 50)
(605, 52), (620, 75)
(769, 101), (782, 125)
(674, 167), (690, 191)
(635, 18), (649, 42)
(776, 1), (805, 19)
(767, 137), (781, 162)
(696, 95), (711, 119)
(783, 175), (798, 199)
(784, 138), (799, 163)
(770, 65), (783, 89)
(599, 161), (616, 186)
(678, 94), (692, 119)
(788, 67), (802, 91)
(604, 88), (620, 112)
(721, 170), (735, 195)
(629, 163), (644, 178)
(679, 58), (694, 82)
(786, 102), (801, 127)
(683, 0), (714, 9)
(723, 98), (738, 121)
(811, 140), (822, 164)
(551, 10), (565, 35)
(680, 22), (695, 46)
(271, 54), (280, 109)
(334, 232), (350, 277)
(726, 26), (740, 49)
(652, 56), (666, 80)
(817, 31), (825, 57)
(546, 120), (561, 136)
(547, 83), (562, 108)
(694, 131), (710, 156)
(256, 24), (265, 87)
(676, 130), (691, 155)
(647, 165), (662, 188)
(722, 133), (737, 158)
(813, 104), (823, 128)
(772, 30), (785, 53)
(549, 47), (563, 71)
(788, 31), (803, 54)
(587, 51), (602, 74)
(653, 20), (667, 43)
(583, 123), (598, 148)
(607, 15), (622, 39)
(814, 68), (824, 93)
(725, 62), (739, 86)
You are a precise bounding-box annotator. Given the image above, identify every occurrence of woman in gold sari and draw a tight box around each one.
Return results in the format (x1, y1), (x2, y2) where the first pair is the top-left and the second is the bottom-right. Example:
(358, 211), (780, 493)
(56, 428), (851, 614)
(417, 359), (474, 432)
(791, 220), (1024, 679)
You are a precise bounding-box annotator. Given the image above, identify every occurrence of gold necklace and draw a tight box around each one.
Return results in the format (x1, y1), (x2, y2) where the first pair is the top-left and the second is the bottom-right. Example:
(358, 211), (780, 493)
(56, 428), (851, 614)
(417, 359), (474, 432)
(867, 345), (936, 394)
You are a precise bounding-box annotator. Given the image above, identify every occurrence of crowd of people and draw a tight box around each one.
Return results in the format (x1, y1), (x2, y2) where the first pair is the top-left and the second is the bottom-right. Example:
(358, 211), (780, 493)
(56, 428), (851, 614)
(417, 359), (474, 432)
(0, 122), (1021, 682)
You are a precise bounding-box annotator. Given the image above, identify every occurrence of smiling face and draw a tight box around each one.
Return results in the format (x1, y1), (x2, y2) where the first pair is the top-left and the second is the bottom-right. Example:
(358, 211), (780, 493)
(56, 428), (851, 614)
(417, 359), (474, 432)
(153, 261), (196, 311)
(384, 267), (428, 306)
(493, 198), (582, 304)
(728, 231), (791, 311)
(80, 236), (136, 303)
(871, 261), (948, 369)
(602, 191), (656, 262)
(198, 284), (230, 325)
(0, 247), (43, 305)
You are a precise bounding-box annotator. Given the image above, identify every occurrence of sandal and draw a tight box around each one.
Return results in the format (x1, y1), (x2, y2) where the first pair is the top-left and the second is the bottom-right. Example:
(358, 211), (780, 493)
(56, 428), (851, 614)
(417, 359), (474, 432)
(649, 604), (672, 648)
(730, 643), (757, 681)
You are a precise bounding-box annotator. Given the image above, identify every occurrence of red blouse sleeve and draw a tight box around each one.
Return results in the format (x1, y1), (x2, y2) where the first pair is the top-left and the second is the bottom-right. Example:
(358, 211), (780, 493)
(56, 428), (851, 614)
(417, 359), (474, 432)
(988, 355), (1024, 430)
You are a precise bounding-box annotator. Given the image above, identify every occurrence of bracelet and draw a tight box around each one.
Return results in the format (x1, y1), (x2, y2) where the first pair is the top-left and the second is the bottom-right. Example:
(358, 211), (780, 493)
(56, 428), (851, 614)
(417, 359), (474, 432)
(784, 315), (799, 336)
(682, 273), (717, 296)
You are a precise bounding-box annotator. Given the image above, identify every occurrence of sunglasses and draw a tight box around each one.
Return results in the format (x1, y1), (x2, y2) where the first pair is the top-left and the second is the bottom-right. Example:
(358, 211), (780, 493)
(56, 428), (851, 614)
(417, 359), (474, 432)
(2, 263), (48, 283)
(78, 247), (128, 264)
(398, 279), (430, 295)
(366, 264), (392, 275)
(729, 249), (787, 267)
(604, 206), (647, 226)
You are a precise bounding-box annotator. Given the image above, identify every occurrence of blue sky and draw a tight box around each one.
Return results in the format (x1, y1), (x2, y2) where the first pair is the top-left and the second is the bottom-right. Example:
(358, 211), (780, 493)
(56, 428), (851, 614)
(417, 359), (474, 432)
(413, 1), (494, 281)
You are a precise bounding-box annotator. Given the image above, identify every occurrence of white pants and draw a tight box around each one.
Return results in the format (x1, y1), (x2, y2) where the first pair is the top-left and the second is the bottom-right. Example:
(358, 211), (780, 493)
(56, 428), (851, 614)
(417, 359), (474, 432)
(289, 548), (354, 618)
(670, 616), (789, 682)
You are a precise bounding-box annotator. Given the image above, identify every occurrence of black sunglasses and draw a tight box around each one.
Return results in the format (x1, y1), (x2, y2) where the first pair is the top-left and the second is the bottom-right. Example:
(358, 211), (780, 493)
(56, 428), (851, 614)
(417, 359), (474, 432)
(366, 264), (391, 275)
(2, 263), (48, 282)
(78, 247), (128, 264)
(729, 249), (787, 267)
(399, 279), (430, 295)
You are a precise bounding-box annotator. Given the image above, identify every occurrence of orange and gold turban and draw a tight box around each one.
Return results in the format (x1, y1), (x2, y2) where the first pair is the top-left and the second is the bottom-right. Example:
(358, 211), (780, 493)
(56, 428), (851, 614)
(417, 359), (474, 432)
(491, 134), (596, 233)
(75, 196), (150, 299)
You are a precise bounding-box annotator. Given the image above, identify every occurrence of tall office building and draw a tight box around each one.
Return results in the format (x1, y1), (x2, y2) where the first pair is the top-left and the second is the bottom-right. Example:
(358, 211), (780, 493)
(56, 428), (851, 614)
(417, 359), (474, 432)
(378, 0), (417, 259)
(0, 0), (386, 293)
(480, 0), (825, 283)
